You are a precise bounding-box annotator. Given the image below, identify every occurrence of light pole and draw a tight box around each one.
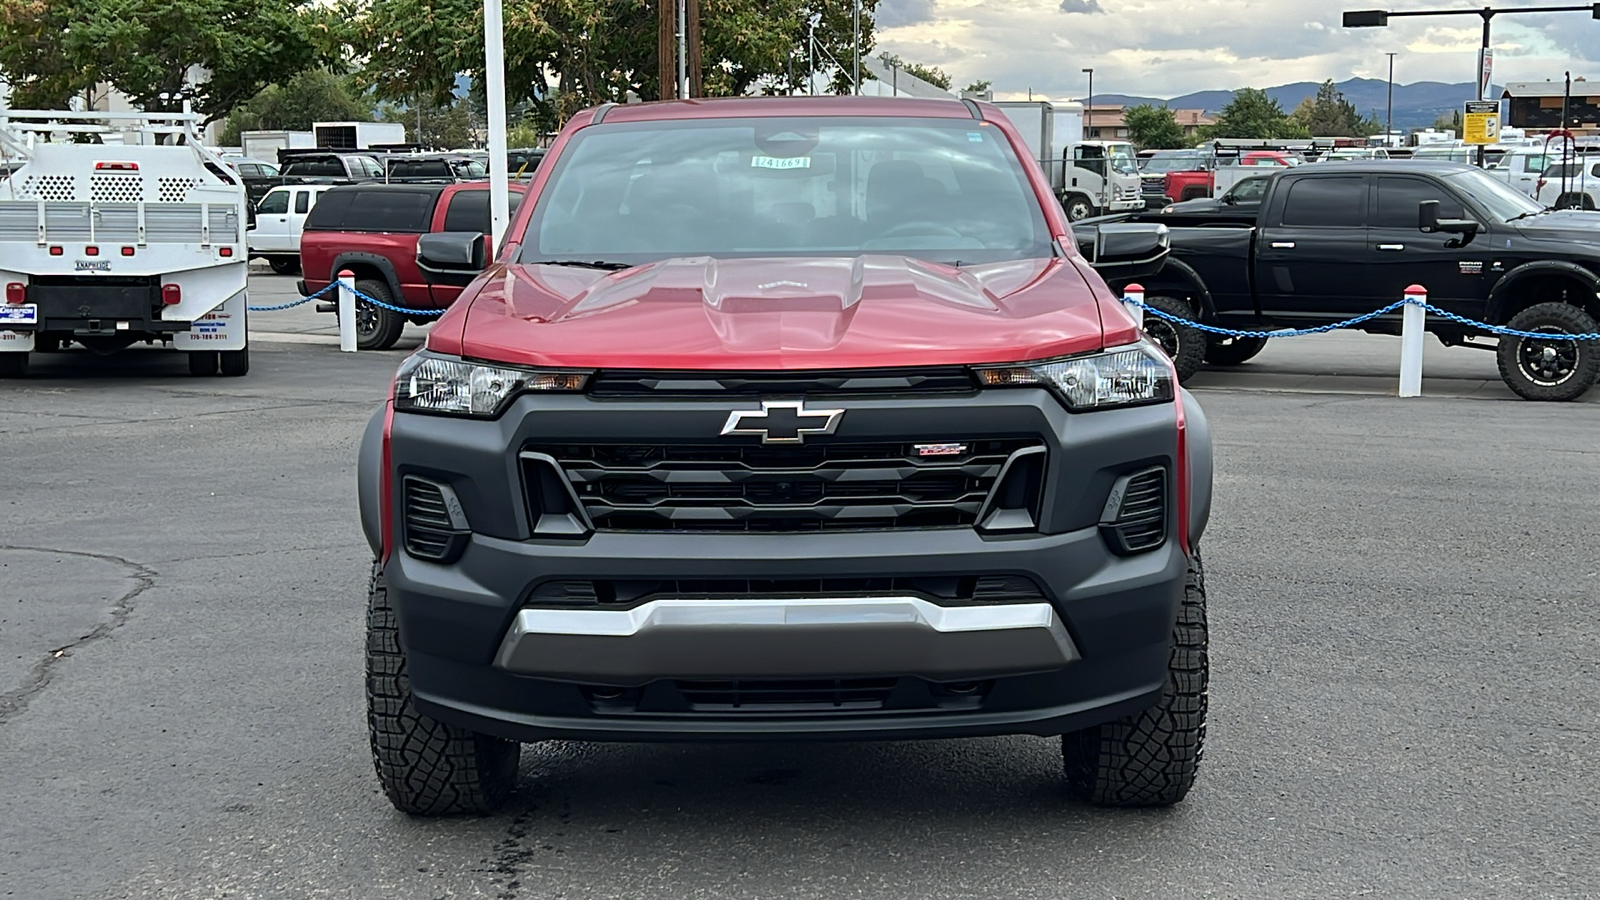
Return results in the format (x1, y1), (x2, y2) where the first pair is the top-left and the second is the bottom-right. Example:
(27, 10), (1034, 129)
(853, 0), (861, 96)
(1082, 67), (1094, 139)
(1385, 51), (1397, 143)
(1345, 4), (1600, 161)
(484, 0), (508, 248)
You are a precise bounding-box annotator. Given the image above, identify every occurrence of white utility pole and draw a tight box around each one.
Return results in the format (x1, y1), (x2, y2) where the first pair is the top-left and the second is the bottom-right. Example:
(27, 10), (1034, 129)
(677, 0), (689, 99)
(852, 0), (861, 95)
(484, 0), (510, 249)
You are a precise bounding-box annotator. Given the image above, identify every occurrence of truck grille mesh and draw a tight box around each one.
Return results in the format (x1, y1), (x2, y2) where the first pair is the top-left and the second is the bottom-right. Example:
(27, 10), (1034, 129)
(674, 678), (897, 711)
(528, 439), (1041, 533)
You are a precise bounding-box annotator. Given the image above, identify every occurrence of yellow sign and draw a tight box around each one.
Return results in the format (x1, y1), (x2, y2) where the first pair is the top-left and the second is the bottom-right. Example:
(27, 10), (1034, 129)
(1463, 101), (1500, 145)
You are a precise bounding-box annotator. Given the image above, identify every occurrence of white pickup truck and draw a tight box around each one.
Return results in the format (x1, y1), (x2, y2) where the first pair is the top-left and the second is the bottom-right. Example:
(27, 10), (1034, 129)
(0, 109), (250, 377)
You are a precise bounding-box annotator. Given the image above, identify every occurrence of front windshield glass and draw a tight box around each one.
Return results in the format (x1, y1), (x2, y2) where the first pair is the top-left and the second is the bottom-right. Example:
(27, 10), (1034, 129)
(1447, 169), (1542, 220)
(1107, 144), (1138, 175)
(1140, 155), (1202, 174)
(1227, 177), (1269, 202)
(521, 117), (1052, 265)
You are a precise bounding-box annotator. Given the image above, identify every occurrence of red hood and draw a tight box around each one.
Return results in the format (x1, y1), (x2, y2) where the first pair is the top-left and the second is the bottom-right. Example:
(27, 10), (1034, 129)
(435, 255), (1108, 370)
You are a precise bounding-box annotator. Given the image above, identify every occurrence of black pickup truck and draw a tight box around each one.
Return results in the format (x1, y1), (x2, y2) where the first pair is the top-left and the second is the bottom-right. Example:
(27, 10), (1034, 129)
(1087, 161), (1600, 401)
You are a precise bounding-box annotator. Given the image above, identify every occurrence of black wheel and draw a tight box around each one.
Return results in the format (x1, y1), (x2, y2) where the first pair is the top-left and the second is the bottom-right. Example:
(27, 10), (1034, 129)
(0, 352), (27, 378)
(1063, 550), (1208, 807)
(187, 350), (219, 376)
(219, 345), (250, 377)
(1495, 302), (1600, 402)
(1063, 195), (1095, 222)
(1554, 193), (1596, 211)
(367, 565), (520, 816)
(1141, 295), (1206, 383)
(354, 279), (406, 351)
(268, 257), (301, 275)
(1203, 335), (1268, 367)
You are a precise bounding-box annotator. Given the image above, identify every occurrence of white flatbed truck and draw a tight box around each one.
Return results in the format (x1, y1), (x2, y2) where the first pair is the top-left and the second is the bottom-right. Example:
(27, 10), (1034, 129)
(0, 109), (250, 378)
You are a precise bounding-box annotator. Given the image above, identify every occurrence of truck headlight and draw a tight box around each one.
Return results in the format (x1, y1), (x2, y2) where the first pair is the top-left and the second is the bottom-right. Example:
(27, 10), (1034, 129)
(973, 340), (1174, 410)
(393, 352), (589, 416)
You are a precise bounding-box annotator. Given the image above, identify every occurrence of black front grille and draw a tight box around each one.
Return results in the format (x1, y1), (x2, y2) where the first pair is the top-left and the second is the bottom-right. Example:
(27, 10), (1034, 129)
(675, 678), (898, 711)
(1103, 467), (1167, 555)
(529, 439), (1041, 533)
(524, 574), (1049, 607)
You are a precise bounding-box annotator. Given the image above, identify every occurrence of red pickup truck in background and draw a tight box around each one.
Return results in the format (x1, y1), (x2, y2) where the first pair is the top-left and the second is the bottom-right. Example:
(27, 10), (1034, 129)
(1164, 151), (1299, 204)
(298, 182), (525, 349)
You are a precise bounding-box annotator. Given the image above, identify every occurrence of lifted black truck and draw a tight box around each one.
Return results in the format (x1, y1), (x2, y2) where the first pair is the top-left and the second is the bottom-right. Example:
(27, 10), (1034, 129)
(1086, 161), (1600, 401)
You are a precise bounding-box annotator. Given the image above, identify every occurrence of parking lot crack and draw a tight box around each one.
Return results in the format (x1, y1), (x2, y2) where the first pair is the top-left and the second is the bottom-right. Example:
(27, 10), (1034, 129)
(0, 544), (157, 726)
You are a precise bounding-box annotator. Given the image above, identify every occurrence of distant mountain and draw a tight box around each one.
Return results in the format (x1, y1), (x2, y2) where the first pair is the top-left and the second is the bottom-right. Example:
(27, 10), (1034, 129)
(1090, 79), (1493, 132)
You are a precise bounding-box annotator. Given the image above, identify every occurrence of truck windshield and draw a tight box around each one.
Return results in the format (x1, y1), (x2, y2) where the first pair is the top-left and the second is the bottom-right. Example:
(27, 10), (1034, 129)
(1140, 155), (1202, 174)
(1107, 144), (1138, 175)
(521, 117), (1052, 266)
(1446, 169), (1543, 221)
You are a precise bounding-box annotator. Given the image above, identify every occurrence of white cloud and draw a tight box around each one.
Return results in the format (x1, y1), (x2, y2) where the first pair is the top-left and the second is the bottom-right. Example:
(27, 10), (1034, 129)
(874, 0), (1600, 100)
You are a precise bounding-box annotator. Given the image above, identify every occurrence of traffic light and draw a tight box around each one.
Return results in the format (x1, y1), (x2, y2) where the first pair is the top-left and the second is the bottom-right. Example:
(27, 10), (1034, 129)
(1343, 10), (1390, 26)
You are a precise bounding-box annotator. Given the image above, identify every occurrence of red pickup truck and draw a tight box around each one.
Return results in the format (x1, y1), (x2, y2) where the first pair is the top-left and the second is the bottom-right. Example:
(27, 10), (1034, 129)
(298, 182), (525, 349)
(1164, 151), (1299, 204)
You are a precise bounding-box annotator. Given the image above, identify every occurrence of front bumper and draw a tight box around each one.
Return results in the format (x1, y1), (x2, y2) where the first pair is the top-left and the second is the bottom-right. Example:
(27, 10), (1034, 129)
(367, 387), (1211, 742)
(1107, 198), (1146, 212)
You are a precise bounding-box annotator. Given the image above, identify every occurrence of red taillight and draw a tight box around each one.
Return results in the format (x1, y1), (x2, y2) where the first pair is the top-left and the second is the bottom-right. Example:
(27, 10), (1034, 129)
(219, 246), (233, 257)
(161, 284), (181, 305)
(94, 161), (139, 171)
(5, 282), (24, 305)
(48, 246), (63, 256)
(121, 246), (135, 257)
(84, 245), (99, 257)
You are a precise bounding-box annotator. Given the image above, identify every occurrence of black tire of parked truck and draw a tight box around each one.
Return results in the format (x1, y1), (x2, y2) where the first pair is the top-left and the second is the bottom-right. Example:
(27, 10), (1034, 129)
(1063, 194), (1096, 222)
(367, 565), (521, 816)
(1063, 549), (1208, 807)
(0, 352), (26, 378)
(355, 279), (406, 351)
(268, 257), (301, 276)
(220, 345), (250, 377)
(1140, 295), (1206, 382)
(188, 350), (218, 377)
(1203, 335), (1268, 367)
(1495, 302), (1600, 402)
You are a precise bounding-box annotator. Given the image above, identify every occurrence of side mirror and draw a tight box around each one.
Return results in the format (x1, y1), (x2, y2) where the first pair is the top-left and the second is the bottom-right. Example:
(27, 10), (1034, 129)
(1418, 200), (1480, 236)
(1220, 192), (1236, 205)
(417, 231), (486, 272)
(1070, 222), (1170, 278)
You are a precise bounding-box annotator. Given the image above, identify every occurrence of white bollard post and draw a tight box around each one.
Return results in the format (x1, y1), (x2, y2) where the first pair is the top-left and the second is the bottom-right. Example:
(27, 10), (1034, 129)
(337, 269), (357, 353)
(1123, 283), (1145, 328)
(1398, 284), (1426, 398)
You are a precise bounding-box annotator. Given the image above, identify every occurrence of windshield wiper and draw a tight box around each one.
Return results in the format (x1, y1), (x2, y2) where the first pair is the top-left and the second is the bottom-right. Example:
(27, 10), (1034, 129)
(524, 259), (633, 270)
(1505, 208), (1553, 223)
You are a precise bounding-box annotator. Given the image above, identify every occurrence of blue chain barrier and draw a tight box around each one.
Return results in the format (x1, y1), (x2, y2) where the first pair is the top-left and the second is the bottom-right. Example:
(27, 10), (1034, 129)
(1122, 295), (1600, 342)
(247, 280), (445, 317)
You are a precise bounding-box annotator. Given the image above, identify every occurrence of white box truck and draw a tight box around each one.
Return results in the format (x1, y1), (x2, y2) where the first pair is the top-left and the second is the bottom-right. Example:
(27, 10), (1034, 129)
(312, 121), (406, 150)
(0, 109), (250, 378)
(240, 130), (315, 163)
(992, 100), (1144, 221)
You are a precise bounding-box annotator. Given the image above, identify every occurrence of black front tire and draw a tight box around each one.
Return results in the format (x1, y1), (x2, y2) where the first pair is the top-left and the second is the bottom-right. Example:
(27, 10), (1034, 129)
(219, 345), (250, 377)
(187, 350), (219, 377)
(354, 279), (406, 351)
(1063, 550), (1208, 807)
(0, 352), (27, 378)
(268, 257), (301, 276)
(1063, 195), (1095, 222)
(1141, 295), (1206, 382)
(1495, 302), (1600, 402)
(1204, 335), (1268, 367)
(367, 566), (520, 816)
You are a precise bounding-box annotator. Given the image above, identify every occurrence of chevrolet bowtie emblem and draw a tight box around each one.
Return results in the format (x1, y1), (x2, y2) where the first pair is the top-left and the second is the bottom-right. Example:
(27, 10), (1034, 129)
(720, 400), (844, 444)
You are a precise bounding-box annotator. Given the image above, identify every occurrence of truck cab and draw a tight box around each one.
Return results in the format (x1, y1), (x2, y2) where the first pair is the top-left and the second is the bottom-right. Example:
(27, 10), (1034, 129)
(992, 101), (1144, 221)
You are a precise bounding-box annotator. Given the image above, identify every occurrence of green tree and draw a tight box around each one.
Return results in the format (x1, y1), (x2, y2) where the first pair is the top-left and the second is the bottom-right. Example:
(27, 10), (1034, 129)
(349, 0), (879, 128)
(220, 70), (374, 146)
(379, 99), (474, 149)
(1431, 110), (1463, 134)
(1288, 79), (1379, 137)
(876, 52), (950, 90)
(1202, 88), (1307, 140)
(0, 0), (339, 123)
(1123, 104), (1187, 149)
(962, 79), (992, 94)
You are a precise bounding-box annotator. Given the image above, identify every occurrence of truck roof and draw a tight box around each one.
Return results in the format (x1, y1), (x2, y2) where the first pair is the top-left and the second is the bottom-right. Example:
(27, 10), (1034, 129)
(589, 96), (979, 125)
(1297, 161), (1480, 175)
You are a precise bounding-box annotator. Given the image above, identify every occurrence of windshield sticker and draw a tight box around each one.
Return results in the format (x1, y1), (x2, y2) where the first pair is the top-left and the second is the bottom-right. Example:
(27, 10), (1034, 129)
(751, 156), (811, 170)
(967, 132), (984, 142)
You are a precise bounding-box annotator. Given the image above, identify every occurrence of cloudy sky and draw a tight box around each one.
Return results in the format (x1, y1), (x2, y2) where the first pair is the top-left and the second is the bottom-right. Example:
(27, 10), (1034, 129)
(874, 0), (1600, 100)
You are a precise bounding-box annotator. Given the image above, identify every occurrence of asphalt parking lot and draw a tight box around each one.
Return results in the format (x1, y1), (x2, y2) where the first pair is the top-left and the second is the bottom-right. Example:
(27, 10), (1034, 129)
(3, 268), (1598, 899)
